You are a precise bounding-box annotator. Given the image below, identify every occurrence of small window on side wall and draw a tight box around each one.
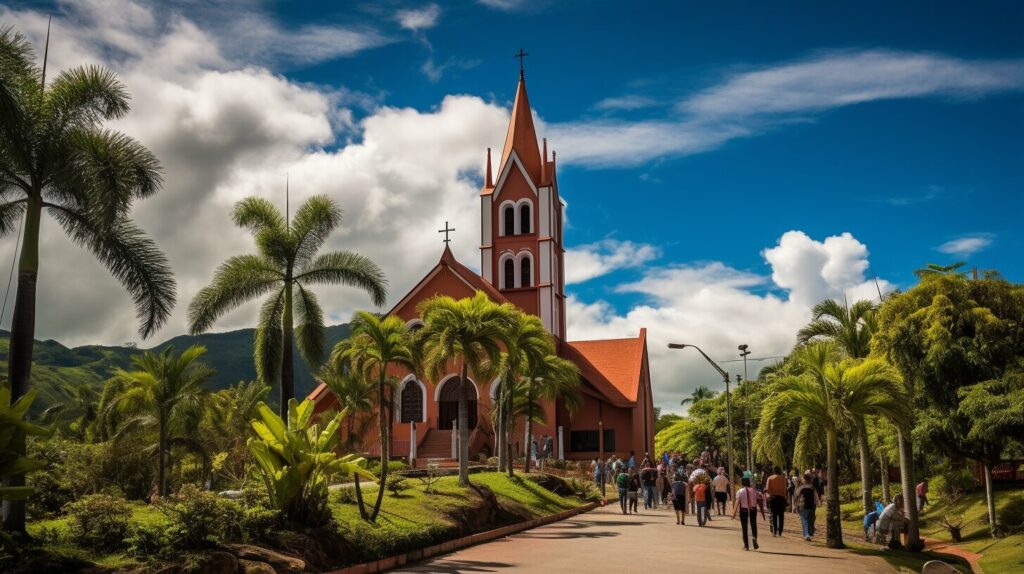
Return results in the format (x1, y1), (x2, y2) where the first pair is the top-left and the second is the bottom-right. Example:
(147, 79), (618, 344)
(520, 256), (532, 287)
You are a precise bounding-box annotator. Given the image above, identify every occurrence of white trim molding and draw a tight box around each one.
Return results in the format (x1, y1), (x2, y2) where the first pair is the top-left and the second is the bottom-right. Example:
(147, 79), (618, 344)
(434, 374), (479, 401)
(395, 375), (427, 423)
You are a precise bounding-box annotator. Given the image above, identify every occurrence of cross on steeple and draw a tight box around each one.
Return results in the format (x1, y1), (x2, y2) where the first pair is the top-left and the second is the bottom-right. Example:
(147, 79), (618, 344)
(438, 221), (455, 244)
(514, 48), (529, 77)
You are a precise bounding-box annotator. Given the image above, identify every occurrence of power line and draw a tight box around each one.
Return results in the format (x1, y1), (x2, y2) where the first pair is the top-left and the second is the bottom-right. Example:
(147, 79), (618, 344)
(714, 355), (786, 364)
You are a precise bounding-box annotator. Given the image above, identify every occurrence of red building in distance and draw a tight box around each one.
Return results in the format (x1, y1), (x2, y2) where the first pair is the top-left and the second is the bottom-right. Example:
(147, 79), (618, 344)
(308, 69), (655, 465)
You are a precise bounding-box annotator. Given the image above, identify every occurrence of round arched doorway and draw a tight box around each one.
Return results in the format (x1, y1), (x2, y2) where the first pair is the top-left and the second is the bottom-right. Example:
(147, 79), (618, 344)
(436, 376), (477, 430)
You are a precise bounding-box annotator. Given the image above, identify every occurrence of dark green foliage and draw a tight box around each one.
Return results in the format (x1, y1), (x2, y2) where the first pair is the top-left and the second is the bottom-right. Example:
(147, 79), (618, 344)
(126, 523), (170, 558)
(28, 437), (154, 503)
(64, 494), (131, 551)
(157, 484), (242, 549)
(386, 474), (410, 497)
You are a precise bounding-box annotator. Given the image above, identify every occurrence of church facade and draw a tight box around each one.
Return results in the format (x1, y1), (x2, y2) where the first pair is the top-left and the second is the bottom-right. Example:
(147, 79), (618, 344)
(308, 70), (655, 465)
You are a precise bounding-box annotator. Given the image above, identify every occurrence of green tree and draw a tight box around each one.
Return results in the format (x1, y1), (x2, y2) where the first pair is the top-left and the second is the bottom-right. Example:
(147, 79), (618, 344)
(418, 292), (512, 486)
(874, 273), (1024, 539)
(248, 398), (373, 526)
(39, 383), (98, 441)
(317, 359), (378, 451)
(516, 353), (580, 474)
(0, 26), (175, 532)
(104, 345), (214, 496)
(679, 385), (717, 407)
(754, 342), (909, 549)
(913, 261), (967, 279)
(492, 311), (552, 475)
(332, 311), (414, 522)
(203, 380), (270, 486)
(798, 298), (879, 514)
(188, 195), (387, 421)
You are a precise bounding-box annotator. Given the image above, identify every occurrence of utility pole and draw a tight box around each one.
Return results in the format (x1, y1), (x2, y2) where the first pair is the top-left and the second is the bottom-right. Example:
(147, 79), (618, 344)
(739, 345), (752, 473)
(668, 343), (735, 487)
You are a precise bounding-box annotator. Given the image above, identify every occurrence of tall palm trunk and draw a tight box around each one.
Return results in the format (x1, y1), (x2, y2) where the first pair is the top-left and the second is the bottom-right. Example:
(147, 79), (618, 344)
(2, 198), (42, 534)
(457, 363), (470, 486)
(495, 384), (505, 472)
(983, 461), (997, 538)
(859, 427), (873, 514)
(897, 428), (922, 550)
(879, 453), (891, 504)
(158, 415), (168, 496)
(370, 367), (389, 521)
(523, 382), (533, 474)
(280, 282), (294, 422)
(826, 429), (844, 548)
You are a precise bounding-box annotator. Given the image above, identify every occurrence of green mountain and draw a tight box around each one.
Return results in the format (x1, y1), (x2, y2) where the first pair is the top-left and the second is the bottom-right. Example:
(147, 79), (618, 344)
(0, 324), (351, 409)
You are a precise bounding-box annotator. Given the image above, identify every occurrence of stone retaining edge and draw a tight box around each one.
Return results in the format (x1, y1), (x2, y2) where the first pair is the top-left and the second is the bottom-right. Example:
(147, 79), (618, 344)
(324, 501), (601, 574)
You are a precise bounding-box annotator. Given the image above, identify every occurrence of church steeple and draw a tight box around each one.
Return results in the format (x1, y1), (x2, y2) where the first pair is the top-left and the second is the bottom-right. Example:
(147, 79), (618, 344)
(499, 74), (543, 184)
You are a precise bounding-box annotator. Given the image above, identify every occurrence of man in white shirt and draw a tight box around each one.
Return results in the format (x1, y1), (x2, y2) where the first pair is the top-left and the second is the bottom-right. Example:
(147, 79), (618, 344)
(877, 494), (909, 547)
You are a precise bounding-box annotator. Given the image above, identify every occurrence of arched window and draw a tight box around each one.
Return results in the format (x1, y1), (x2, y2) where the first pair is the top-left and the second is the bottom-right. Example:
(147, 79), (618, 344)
(399, 379), (425, 423)
(503, 205), (515, 236)
(520, 203), (531, 234)
(504, 258), (515, 289)
(520, 256), (532, 287)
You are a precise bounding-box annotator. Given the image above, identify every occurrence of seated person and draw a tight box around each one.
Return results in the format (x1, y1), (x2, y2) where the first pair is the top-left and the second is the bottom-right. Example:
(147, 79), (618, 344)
(877, 495), (910, 548)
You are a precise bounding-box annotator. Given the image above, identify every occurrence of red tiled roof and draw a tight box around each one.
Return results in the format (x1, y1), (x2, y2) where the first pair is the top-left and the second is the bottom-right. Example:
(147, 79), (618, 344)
(562, 328), (647, 407)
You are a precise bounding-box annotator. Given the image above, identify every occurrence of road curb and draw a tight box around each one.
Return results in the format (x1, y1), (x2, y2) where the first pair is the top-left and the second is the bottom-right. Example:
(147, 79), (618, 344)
(324, 501), (600, 574)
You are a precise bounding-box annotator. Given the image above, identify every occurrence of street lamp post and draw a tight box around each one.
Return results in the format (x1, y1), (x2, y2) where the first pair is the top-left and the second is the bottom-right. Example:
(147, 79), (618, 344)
(739, 345), (752, 473)
(668, 343), (735, 487)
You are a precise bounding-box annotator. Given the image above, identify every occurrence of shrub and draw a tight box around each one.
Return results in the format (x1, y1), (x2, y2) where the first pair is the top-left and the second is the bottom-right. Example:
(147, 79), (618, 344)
(331, 485), (357, 505)
(240, 506), (279, 543)
(26, 439), (76, 519)
(64, 494), (131, 551)
(159, 484), (242, 549)
(126, 523), (170, 557)
(386, 474), (410, 497)
(367, 459), (410, 475)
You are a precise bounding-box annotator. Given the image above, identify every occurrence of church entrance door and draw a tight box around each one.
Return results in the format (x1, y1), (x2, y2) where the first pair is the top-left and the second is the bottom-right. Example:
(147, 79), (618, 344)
(437, 377), (477, 430)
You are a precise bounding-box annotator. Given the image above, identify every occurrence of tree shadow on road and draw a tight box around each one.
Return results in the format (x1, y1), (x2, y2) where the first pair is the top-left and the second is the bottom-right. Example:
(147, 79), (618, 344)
(398, 559), (514, 572)
(756, 551), (843, 559)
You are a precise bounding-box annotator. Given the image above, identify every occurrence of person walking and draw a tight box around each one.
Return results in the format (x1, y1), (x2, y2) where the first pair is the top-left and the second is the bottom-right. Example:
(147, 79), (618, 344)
(713, 467), (731, 516)
(693, 479), (709, 526)
(732, 477), (765, 551)
(794, 472), (821, 541)
(765, 466), (788, 536)
(616, 466), (630, 515)
(916, 479), (929, 512)
(641, 464), (658, 509)
(671, 471), (687, 525)
(658, 469), (670, 506)
(627, 469), (641, 514)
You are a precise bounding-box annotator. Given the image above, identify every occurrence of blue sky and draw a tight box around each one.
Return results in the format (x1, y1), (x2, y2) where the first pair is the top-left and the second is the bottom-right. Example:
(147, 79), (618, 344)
(2, 0), (1022, 411)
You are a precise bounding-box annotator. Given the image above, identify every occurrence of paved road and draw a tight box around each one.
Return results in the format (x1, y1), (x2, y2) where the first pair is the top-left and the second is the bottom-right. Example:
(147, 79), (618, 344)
(390, 502), (896, 573)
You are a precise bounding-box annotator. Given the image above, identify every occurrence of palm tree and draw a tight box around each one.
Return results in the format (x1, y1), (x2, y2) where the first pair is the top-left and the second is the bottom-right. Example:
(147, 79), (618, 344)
(204, 380), (270, 485)
(39, 382), (98, 441)
(104, 345), (214, 496)
(317, 360), (377, 451)
(754, 342), (909, 549)
(332, 312), (414, 522)
(518, 353), (580, 474)
(188, 195), (387, 421)
(0, 27), (176, 532)
(492, 311), (552, 475)
(797, 299), (876, 360)
(680, 385), (717, 407)
(913, 261), (967, 279)
(798, 298), (879, 514)
(418, 292), (513, 486)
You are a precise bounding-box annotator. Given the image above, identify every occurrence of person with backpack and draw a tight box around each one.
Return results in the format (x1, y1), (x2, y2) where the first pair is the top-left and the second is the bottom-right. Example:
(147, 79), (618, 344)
(793, 472), (821, 541)
(616, 466), (630, 515)
(731, 476), (766, 550)
(627, 469), (642, 514)
(670, 471), (688, 525)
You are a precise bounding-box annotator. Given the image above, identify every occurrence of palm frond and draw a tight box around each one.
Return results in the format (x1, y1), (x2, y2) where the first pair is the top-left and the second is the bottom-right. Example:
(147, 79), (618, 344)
(294, 283), (326, 370)
(295, 250), (387, 307)
(46, 65), (130, 127)
(188, 254), (282, 334)
(290, 194), (342, 268)
(47, 205), (175, 338)
(254, 288), (285, 387)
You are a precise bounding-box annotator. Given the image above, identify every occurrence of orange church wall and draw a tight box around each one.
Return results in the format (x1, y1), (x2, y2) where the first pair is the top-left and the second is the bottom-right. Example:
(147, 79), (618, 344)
(558, 392), (637, 461)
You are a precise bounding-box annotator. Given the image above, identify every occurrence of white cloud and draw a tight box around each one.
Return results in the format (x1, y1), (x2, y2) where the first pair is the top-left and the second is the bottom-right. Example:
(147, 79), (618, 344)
(567, 231), (894, 416)
(550, 50), (1024, 167)
(397, 4), (441, 31)
(594, 95), (658, 111)
(0, 1), (508, 347)
(477, 0), (533, 11)
(937, 234), (994, 256)
(564, 240), (659, 284)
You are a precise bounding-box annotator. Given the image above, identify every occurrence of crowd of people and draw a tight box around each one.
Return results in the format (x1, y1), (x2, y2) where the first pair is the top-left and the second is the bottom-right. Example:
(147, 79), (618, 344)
(590, 450), (866, 551)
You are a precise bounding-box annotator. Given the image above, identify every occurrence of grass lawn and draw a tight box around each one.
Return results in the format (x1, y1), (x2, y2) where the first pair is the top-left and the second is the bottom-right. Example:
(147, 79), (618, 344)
(839, 483), (1024, 573)
(330, 472), (583, 564)
(26, 502), (169, 567)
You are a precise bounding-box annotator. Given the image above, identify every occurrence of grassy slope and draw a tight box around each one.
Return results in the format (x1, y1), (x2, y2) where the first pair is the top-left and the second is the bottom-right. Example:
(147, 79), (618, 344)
(0, 323), (351, 411)
(26, 472), (584, 570)
(331, 473), (581, 564)
(840, 483), (1024, 573)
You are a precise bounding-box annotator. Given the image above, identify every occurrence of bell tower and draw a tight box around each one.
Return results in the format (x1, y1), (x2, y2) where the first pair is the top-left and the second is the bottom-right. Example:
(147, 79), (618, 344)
(480, 64), (566, 340)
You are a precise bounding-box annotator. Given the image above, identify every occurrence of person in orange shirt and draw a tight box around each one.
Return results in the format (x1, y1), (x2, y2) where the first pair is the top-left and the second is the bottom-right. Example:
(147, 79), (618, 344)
(693, 480), (709, 527)
(765, 466), (789, 536)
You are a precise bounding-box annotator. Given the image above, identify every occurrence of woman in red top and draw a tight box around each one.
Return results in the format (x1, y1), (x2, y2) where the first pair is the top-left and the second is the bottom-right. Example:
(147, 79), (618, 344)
(732, 477), (766, 550)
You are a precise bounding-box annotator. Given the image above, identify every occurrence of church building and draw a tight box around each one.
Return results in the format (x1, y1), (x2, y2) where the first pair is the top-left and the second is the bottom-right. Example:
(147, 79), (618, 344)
(308, 67), (655, 465)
